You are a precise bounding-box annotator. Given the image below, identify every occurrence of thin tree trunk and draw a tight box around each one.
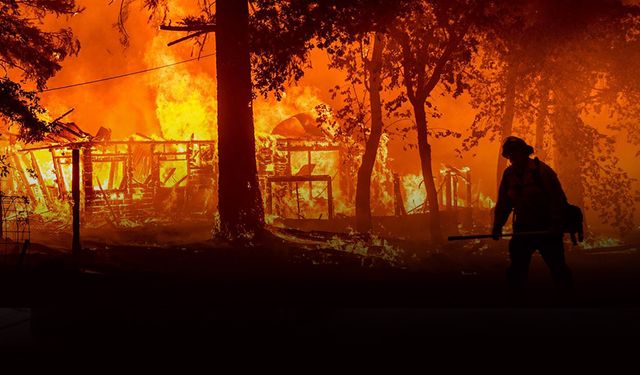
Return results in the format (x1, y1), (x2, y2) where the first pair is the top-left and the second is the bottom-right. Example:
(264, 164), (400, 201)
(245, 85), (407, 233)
(497, 61), (517, 188)
(552, 105), (585, 209)
(216, 0), (264, 241)
(355, 33), (385, 233)
(414, 103), (443, 244)
(535, 80), (549, 160)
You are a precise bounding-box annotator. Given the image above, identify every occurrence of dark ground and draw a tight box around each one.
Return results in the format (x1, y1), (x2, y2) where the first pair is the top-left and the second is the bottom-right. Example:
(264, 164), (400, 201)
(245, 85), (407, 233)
(2, 228), (640, 354)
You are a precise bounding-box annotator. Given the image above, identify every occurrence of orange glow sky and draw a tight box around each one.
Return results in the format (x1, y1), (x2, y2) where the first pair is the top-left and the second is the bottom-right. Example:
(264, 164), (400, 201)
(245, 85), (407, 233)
(38, 1), (639, 225)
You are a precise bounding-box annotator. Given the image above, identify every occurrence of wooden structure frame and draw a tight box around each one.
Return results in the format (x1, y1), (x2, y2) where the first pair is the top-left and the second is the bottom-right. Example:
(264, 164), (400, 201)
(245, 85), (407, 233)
(265, 175), (334, 220)
(18, 139), (217, 220)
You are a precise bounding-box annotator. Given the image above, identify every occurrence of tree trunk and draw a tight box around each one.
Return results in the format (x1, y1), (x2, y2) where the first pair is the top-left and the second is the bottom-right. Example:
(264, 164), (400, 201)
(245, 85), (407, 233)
(414, 103), (443, 244)
(355, 33), (385, 233)
(496, 61), (517, 188)
(216, 0), (264, 241)
(535, 80), (550, 160)
(552, 105), (585, 209)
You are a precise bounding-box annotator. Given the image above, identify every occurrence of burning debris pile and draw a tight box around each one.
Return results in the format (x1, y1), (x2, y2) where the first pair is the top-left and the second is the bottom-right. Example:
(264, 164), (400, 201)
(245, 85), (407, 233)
(1, 119), (218, 229)
(0, 106), (491, 241)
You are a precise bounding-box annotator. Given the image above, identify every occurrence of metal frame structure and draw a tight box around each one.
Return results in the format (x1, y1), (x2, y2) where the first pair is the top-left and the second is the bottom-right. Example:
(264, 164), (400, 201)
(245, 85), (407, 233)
(0, 193), (30, 257)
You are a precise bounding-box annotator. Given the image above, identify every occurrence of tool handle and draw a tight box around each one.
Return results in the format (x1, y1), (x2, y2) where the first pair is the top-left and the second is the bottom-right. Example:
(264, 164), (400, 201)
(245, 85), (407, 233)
(447, 234), (495, 241)
(447, 231), (552, 241)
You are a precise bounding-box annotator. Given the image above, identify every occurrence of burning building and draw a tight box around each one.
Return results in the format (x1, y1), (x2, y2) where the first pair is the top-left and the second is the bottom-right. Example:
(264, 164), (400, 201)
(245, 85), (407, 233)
(0, 106), (488, 241)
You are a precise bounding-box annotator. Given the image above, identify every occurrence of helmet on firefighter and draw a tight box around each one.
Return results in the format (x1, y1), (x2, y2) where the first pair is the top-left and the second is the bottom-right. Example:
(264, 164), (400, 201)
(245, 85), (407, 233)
(501, 136), (534, 158)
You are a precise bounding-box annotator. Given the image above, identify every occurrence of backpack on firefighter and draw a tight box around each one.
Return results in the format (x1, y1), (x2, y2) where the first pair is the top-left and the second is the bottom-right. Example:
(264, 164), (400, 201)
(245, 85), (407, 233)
(533, 157), (584, 245)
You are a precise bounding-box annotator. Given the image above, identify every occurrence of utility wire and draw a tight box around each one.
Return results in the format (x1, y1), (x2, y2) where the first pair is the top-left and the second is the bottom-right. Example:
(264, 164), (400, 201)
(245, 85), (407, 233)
(40, 52), (216, 93)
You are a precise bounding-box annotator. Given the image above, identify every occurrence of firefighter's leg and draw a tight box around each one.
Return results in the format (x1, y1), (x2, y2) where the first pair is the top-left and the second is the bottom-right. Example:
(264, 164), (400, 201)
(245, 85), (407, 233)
(539, 236), (573, 288)
(507, 237), (535, 289)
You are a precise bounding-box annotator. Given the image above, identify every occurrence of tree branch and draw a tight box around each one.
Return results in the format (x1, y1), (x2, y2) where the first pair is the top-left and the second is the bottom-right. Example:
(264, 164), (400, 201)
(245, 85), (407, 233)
(167, 30), (208, 47)
(160, 24), (216, 32)
(422, 22), (470, 97)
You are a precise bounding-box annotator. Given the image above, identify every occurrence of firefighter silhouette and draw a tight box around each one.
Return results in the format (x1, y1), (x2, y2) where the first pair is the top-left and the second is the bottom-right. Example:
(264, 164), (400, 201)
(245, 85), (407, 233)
(492, 136), (573, 289)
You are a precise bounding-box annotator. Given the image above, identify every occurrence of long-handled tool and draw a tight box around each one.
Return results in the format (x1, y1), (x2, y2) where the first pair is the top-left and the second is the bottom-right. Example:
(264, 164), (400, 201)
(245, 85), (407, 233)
(448, 231), (552, 241)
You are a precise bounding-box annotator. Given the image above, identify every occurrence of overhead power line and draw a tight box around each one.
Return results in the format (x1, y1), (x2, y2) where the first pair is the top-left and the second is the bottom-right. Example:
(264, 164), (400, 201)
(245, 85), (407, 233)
(40, 52), (216, 93)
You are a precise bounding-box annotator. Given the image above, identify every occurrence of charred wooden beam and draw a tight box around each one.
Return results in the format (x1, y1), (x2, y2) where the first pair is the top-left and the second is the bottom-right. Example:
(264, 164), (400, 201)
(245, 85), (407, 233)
(160, 24), (216, 47)
(295, 182), (301, 218)
(90, 154), (127, 160)
(49, 149), (66, 197)
(266, 179), (273, 215)
(267, 175), (332, 183)
(151, 145), (160, 196)
(82, 147), (95, 212)
(95, 176), (121, 225)
(126, 140), (133, 195)
(327, 178), (334, 220)
(50, 108), (75, 124)
(277, 145), (341, 152)
(167, 31), (208, 47)
(18, 140), (216, 153)
(72, 148), (81, 255)
(107, 160), (117, 190)
(29, 152), (53, 210)
(11, 153), (37, 207)
(161, 168), (176, 185)
(266, 175), (333, 220)
(172, 175), (188, 188)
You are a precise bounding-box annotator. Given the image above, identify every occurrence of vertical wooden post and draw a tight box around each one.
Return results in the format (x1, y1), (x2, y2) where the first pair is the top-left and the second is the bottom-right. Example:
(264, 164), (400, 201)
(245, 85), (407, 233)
(108, 161), (117, 190)
(307, 150), (312, 200)
(266, 180), (273, 215)
(295, 182), (301, 218)
(72, 148), (81, 255)
(445, 172), (452, 211)
(126, 140), (133, 194)
(0, 192), (4, 239)
(150, 144), (159, 197)
(327, 177), (334, 220)
(466, 171), (472, 208)
(186, 139), (192, 203)
(11, 153), (37, 206)
(464, 170), (473, 228)
(50, 149), (66, 197)
(82, 146), (94, 216)
(393, 173), (406, 217)
(453, 175), (458, 209)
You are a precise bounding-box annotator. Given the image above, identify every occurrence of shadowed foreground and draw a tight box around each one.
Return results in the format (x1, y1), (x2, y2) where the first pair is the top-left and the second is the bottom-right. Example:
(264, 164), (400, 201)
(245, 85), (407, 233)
(1, 237), (640, 351)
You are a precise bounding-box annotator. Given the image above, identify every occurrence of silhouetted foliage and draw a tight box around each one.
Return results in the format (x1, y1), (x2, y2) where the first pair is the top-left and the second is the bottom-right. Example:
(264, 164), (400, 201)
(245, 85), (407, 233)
(250, 0), (411, 99)
(319, 33), (395, 231)
(381, 0), (495, 242)
(0, 0), (81, 142)
(463, 0), (640, 233)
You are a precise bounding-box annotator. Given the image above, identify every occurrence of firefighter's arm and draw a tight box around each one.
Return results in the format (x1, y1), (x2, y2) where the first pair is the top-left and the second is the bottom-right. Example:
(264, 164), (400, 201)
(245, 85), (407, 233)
(492, 170), (512, 239)
(541, 167), (568, 234)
